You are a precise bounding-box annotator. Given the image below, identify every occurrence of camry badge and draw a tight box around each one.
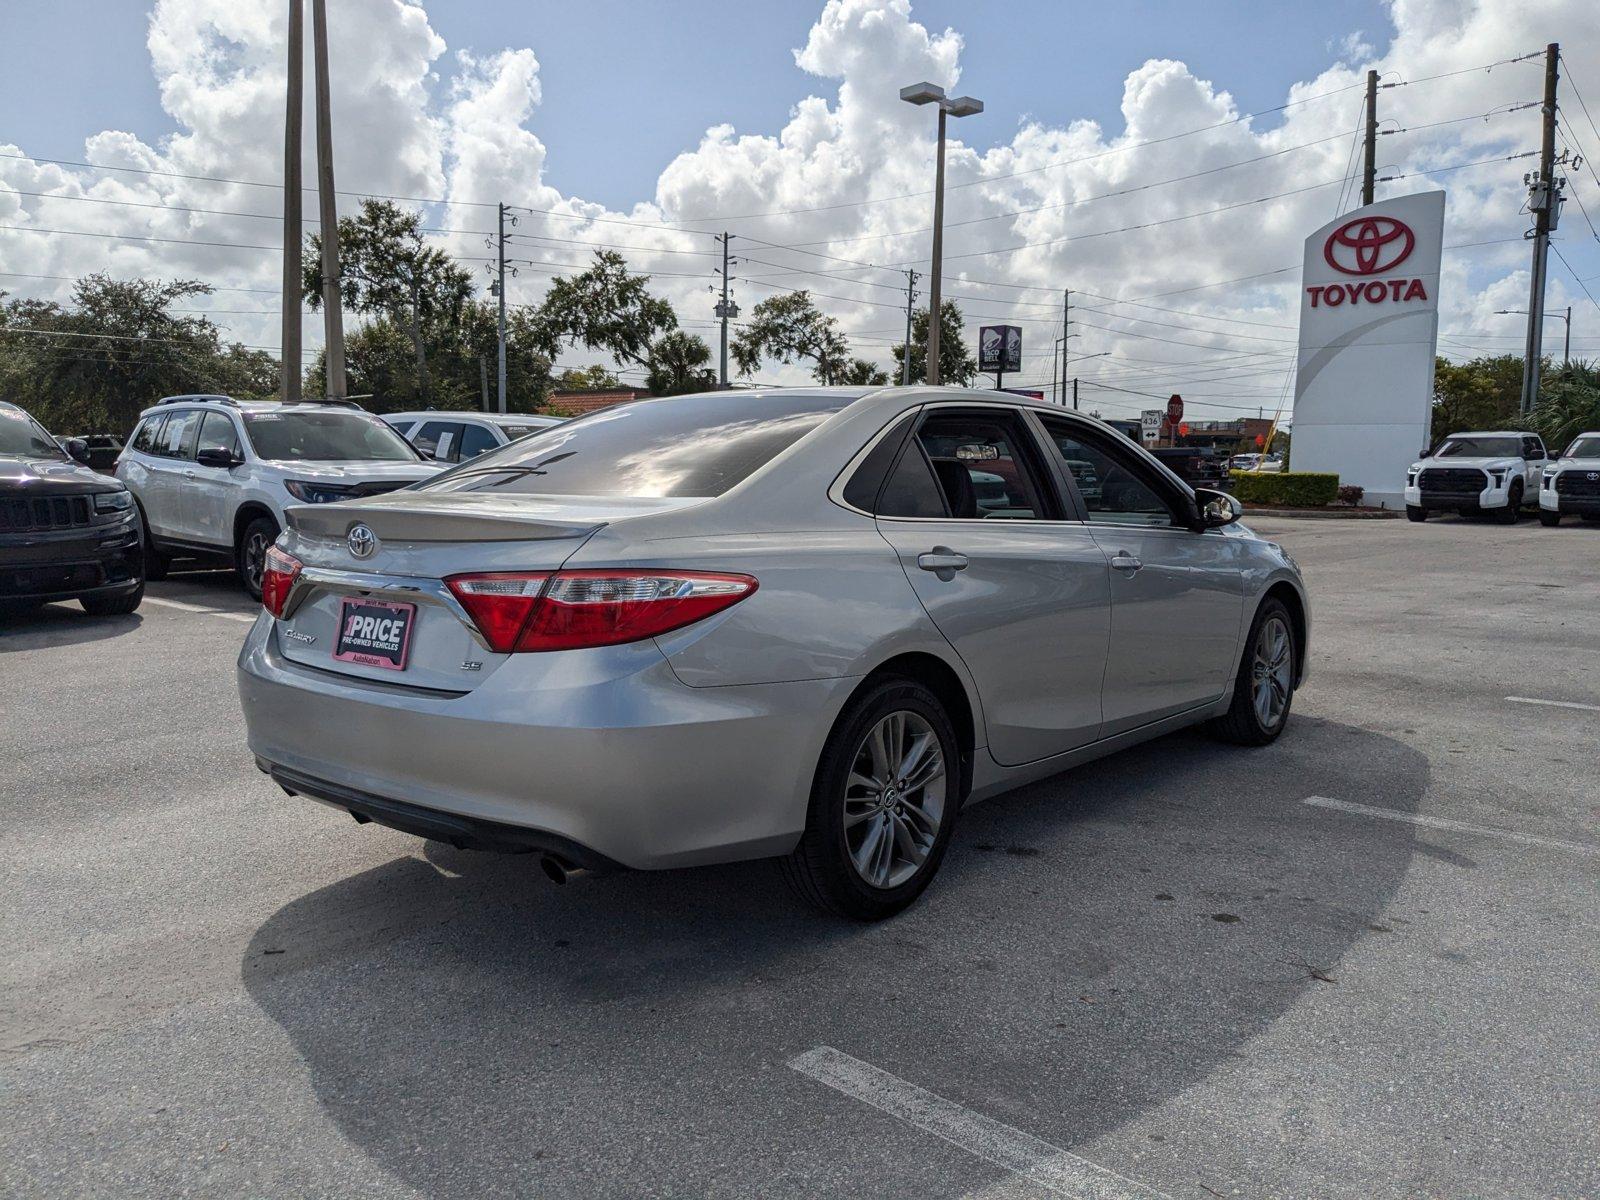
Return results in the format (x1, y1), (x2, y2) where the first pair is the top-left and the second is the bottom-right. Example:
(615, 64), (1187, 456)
(347, 524), (378, 559)
(283, 629), (317, 645)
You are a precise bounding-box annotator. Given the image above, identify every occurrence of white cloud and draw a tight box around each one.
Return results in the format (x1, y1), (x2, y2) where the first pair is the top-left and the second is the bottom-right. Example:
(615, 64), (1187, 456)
(2, 0), (1597, 415)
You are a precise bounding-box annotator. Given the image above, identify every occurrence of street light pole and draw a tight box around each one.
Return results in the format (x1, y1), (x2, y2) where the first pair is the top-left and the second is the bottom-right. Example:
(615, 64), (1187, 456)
(1496, 305), (1573, 366)
(900, 82), (983, 387)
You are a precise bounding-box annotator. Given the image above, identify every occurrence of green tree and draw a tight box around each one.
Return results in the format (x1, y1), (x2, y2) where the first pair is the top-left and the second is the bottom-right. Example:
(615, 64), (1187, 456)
(532, 250), (678, 373)
(304, 199), (475, 403)
(1430, 354), (1525, 438)
(646, 330), (717, 396)
(732, 291), (850, 383)
(552, 364), (622, 391)
(1530, 359), (1600, 450)
(891, 300), (977, 386)
(841, 357), (889, 386)
(0, 275), (278, 435)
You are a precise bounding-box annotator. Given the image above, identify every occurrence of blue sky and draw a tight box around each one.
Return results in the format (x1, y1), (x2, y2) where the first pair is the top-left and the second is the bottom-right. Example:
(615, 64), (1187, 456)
(6, 0), (1395, 211)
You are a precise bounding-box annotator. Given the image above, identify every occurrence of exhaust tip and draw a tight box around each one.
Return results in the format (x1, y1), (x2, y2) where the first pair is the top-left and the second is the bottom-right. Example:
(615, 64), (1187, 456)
(540, 854), (570, 885)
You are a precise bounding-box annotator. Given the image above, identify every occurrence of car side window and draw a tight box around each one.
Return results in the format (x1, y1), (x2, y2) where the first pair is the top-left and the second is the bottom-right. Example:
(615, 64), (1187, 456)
(877, 439), (948, 518)
(157, 410), (202, 460)
(131, 414), (167, 454)
(414, 420), (464, 462)
(457, 423), (500, 460)
(196, 411), (242, 460)
(1522, 436), (1544, 459)
(387, 420), (415, 438)
(1041, 419), (1177, 528)
(912, 411), (1052, 520)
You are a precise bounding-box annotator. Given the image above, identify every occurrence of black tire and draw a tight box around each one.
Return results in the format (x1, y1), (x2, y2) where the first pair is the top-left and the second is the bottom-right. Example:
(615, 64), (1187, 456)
(781, 676), (962, 920)
(236, 515), (279, 600)
(1406, 505), (1428, 523)
(1497, 483), (1522, 524)
(1539, 510), (1561, 527)
(81, 584), (144, 616)
(1209, 597), (1297, 746)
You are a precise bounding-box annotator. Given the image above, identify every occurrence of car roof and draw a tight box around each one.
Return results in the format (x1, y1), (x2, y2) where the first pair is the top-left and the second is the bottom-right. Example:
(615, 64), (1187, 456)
(136, 397), (370, 418)
(384, 411), (561, 425)
(1442, 430), (1532, 438)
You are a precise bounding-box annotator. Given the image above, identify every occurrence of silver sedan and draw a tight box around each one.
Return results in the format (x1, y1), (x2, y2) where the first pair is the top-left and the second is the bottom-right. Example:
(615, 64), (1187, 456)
(238, 387), (1309, 919)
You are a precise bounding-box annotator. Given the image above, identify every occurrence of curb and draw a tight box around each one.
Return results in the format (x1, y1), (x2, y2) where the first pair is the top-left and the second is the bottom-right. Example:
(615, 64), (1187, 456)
(1243, 507), (1401, 520)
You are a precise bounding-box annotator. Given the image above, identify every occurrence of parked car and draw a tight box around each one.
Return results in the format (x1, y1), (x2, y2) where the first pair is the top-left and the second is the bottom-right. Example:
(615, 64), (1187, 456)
(1150, 445), (1231, 491)
(61, 433), (124, 472)
(1538, 431), (1600, 526)
(1404, 430), (1549, 523)
(1230, 452), (1283, 474)
(1, 401), (143, 616)
(239, 388), (1309, 920)
(382, 411), (565, 463)
(117, 395), (444, 599)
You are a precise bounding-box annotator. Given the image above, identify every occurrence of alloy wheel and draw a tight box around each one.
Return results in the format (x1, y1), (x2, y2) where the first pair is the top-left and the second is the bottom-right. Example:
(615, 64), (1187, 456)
(244, 532), (269, 592)
(843, 710), (946, 890)
(1251, 615), (1293, 730)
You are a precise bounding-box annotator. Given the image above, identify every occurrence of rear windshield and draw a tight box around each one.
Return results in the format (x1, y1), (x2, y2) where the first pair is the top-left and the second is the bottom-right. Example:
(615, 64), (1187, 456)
(242, 409), (420, 462)
(419, 393), (845, 498)
(0, 408), (64, 459)
(1436, 436), (1520, 458)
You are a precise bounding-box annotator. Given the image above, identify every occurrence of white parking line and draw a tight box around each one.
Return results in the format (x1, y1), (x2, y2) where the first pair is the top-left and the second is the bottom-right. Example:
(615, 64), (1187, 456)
(1505, 695), (1600, 713)
(1303, 796), (1597, 856)
(789, 1046), (1169, 1200)
(143, 596), (257, 624)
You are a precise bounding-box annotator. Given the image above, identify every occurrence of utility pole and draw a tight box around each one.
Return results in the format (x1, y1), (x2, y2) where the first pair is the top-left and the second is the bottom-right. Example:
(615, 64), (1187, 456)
(1520, 42), (1562, 417)
(280, 0), (303, 404)
(1563, 304), (1571, 365)
(1072, 377), (1079, 412)
(714, 234), (738, 388)
(496, 203), (510, 412)
(479, 356), (489, 412)
(310, 0), (345, 400)
(927, 106), (947, 385)
(1361, 68), (1379, 207)
(901, 268), (918, 385)
(1060, 288), (1070, 406)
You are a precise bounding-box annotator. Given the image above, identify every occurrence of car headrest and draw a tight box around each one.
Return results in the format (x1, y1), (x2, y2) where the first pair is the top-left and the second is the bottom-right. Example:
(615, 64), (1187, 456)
(929, 457), (978, 519)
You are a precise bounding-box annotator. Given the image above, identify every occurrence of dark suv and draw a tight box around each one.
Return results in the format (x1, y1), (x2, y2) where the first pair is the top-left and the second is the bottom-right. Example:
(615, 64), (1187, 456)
(1150, 446), (1231, 491)
(0, 401), (144, 616)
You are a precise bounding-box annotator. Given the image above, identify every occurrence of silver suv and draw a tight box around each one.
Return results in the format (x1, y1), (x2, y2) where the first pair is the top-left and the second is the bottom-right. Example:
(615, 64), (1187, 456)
(116, 396), (442, 597)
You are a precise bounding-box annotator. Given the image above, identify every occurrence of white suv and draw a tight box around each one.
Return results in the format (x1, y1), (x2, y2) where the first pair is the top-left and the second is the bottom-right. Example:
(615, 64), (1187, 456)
(1404, 430), (1550, 524)
(382, 411), (563, 464)
(116, 396), (443, 597)
(1538, 431), (1600, 526)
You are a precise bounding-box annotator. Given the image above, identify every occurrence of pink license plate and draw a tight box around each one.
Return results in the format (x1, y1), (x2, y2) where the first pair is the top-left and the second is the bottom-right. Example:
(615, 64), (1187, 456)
(332, 597), (416, 671)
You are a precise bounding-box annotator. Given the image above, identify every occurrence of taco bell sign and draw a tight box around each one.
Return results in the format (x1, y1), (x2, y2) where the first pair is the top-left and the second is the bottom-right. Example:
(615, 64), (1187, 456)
(1291, 191), (1444, 507)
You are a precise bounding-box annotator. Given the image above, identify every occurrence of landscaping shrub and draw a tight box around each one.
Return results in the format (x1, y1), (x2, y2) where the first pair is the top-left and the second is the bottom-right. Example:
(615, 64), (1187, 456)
(1228, 471), (1340, 507)
(1337, 484), (1365, 506)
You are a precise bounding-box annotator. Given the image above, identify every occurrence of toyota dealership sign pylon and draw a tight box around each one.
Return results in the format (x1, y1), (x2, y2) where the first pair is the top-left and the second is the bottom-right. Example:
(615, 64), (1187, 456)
(1290, 191), (1445, 507)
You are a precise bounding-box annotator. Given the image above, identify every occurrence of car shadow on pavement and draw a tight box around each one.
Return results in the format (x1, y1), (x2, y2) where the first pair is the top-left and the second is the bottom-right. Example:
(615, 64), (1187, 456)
(241, 714), (1429, 1198)
(0, 604), (142, 651)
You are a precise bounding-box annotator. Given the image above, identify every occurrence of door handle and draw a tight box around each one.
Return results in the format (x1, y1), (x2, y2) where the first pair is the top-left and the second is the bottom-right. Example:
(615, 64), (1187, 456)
(1110, 552), (1142, 573)
(917, 548), (969, 575)
(183, 470), (197, 479)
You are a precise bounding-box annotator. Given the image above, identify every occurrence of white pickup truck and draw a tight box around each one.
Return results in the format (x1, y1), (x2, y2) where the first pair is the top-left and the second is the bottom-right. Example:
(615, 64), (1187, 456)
(1404, 430), (1551, 524)
(1538, 431), (1600, 526)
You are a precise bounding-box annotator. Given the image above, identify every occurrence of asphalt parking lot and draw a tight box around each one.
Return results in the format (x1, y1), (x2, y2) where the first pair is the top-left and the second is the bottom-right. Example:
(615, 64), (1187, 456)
(2, 516), (1596, 1199)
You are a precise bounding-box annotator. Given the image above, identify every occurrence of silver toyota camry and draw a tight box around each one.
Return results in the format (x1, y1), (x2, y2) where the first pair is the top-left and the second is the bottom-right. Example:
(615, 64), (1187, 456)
(238, 387), (1309, 919)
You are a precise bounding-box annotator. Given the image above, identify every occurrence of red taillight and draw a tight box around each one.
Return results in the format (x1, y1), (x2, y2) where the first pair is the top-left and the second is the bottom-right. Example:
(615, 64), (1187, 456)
(446, 569), (757, 653)
(261, 545), (302, 618)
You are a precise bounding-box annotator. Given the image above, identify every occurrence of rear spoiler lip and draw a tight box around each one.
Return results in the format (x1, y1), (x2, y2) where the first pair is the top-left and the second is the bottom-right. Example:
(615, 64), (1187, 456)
(285, 502), (606, 544)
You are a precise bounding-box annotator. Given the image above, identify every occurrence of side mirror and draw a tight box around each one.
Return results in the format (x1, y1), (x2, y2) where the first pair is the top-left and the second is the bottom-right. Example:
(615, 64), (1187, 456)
(1192, 487), (1243, 530)
(195, 446), (242, 469)
(63, 437), (91, 465)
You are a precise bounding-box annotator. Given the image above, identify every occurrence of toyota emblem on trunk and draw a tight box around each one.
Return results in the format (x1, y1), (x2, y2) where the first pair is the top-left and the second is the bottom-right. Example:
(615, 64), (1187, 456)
(347, 524), (378, 559)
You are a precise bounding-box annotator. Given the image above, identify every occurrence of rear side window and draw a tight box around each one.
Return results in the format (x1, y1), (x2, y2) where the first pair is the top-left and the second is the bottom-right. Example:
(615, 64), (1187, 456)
(877, 441), (948, 518)
(157, 410), (202, 459)
(422, 393), (846, 499)
(131, 414), (168, 453)
(842, 414), (918, 512)
(912, 410), (1053, 520)
(457, 423), (500, 460)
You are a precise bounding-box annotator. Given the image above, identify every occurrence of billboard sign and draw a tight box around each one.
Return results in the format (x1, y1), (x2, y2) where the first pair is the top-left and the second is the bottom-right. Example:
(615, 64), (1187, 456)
(978, 325), (1022, 373)
(1291, 191), (1445, 507)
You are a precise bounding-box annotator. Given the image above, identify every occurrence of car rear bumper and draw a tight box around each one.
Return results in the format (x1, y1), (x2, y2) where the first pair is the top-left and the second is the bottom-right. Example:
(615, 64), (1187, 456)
(237, 619), (856, 870)
(0, 515), (142, 601)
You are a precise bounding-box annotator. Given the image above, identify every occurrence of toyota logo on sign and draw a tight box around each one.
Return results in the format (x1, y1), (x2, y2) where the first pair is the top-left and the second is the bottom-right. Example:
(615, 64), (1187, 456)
(1323, 216), (1416, 276)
